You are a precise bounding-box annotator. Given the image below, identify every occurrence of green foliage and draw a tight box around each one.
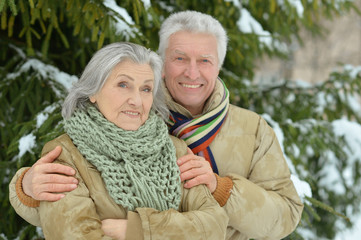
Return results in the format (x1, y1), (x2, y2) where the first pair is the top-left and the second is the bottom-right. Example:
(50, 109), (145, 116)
(242, 65), (361, 239)
(0, 0), (360, 239)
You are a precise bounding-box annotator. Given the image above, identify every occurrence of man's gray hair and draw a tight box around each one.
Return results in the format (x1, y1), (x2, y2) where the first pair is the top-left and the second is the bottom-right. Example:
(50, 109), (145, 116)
(62, 42), (168, 119)
(158, 10), (228, 69)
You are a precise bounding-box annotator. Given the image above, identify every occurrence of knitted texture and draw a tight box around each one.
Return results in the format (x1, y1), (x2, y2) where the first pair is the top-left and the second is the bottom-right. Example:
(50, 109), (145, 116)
(16, 168), (40, 207)
(212, 174), (233, 207)
(64, 105), (181, 211)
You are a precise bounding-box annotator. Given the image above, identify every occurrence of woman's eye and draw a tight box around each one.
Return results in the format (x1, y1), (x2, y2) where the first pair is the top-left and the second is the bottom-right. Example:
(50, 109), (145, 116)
(118, 82), (127, 88)
(143, 87), (153, 93)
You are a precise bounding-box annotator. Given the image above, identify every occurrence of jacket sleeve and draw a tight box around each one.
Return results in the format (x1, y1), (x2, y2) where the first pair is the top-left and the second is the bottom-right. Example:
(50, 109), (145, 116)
(126, 184), (228, 240)
(9, 167), (42, 226)
(224, 117), (303, 239)
(36, 140), (112, 240)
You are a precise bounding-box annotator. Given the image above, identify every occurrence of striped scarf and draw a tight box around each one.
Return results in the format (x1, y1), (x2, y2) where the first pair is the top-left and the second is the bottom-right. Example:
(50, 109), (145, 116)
(167, 79), (229, 174)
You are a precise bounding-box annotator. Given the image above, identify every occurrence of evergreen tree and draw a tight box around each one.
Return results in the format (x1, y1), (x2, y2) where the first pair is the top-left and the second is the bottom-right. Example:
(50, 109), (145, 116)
(1, 0), (360, 239)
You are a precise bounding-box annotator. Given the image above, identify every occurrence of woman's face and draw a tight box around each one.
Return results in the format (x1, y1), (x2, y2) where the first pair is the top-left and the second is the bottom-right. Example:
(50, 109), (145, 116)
(90, 60), (154, 131)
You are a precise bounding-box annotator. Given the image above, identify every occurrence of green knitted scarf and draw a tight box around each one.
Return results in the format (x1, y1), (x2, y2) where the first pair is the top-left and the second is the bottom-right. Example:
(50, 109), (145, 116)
(64, 104), (181, 211)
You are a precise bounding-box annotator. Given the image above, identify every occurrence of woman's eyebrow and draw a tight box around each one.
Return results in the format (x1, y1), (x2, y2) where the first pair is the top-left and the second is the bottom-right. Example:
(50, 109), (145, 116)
(116, 74), (154, 83)
(116, 74), (134, 81)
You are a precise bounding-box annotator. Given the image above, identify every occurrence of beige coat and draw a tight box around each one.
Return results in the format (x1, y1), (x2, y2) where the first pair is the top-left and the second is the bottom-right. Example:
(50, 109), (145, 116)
(9, 134), (228, 240)
(165, 79), (304, 240)
(10, 80), (303, 240)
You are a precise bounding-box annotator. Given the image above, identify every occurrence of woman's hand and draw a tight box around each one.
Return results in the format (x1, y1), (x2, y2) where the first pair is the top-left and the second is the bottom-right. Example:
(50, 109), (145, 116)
(177, 148), (217, 193)
(22, 146), (78, 201)
(102, 219), (127, 240)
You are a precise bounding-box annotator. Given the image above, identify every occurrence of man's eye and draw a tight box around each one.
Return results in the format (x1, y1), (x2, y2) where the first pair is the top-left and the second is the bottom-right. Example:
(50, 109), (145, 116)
(202, 59), (210, 63)
(176, 57), (183, 61)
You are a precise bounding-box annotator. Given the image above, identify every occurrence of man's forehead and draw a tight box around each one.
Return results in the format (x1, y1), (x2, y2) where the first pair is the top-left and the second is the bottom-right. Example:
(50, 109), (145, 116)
(173, 49), (216, 59)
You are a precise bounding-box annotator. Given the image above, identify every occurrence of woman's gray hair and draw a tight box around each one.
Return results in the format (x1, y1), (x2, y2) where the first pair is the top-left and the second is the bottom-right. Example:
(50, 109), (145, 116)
(62, 42), (168, 119)
(158, 10), (228, 69)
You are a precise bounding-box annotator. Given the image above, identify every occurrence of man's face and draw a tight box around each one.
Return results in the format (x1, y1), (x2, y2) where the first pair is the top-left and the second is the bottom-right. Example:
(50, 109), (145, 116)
(163, 31), (220, 115)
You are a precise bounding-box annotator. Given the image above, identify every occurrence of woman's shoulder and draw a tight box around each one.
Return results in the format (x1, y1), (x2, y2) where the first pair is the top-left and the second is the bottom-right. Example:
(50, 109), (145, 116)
(168, 135), (188, 158)
(42, 134), (75, 155)
(41, 134), (84, 167)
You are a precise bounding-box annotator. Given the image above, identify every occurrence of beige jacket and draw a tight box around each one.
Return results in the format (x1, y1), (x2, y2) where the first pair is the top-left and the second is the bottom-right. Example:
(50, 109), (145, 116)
(10, 80), (303, 240)
(9, 134), (228, 240)
(165, 80), (304, 240)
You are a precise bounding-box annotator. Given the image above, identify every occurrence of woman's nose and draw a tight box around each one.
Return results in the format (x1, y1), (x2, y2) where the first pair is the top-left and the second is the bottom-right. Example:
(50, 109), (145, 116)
(127, 91), (142, 106)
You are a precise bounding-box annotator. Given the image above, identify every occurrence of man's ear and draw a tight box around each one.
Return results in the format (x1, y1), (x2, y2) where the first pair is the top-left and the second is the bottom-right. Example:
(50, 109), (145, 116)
(161, 67), (165, 79)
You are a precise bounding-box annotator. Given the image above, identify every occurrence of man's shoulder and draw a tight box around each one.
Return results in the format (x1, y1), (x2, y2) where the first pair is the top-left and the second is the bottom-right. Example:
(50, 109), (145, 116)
(218, 104), (263, 135)
(228, 104), (260, 120)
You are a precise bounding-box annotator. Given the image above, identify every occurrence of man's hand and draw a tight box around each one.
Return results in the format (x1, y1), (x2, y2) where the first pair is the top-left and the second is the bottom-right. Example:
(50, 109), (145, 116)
(22, 146), (78, 201)
(177, 148), (217, 193)
(102, 219), (127, 240)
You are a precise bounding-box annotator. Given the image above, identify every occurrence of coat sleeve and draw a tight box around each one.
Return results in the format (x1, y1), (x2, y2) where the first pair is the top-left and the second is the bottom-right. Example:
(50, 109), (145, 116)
(36, 140), (112, 240)
(223, 117), (303, 239)
(9, 167), (41, 226)
(126, 184), (228, 240)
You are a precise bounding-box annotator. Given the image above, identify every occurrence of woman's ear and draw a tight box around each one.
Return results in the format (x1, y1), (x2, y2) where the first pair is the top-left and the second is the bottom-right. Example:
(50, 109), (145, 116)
(89, 96), (96, 103)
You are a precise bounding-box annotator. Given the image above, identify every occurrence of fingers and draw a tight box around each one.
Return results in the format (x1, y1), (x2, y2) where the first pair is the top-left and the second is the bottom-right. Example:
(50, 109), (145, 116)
(183, 173), (209, 188)
(179, 161), (210, 181)
(34, 182), (77, 198)
(21, 146), (77, 201)
(34, 162), (76, 176)
(34, 173), (78, 185)
(177, 152), (201, 167)
(31, 172), (78, 201)
(177, 155), (217, 192)
(178, 159), (205, 174)
(37, 192), (65, 202)
(183, 171), (217, 193)
(187, 147), (194, 155)
(36, 146), (62, 164)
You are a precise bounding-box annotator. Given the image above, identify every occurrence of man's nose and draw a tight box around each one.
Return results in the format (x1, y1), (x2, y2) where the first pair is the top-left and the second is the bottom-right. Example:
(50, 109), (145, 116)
(184, 61), (200, 80)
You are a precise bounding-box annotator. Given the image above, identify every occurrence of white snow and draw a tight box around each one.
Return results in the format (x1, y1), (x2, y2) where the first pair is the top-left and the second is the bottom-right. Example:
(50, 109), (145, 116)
(36, 105), (57, 129)
(262, 113), (313, 199)
(140, 0), (151, 9)
(278, 0), (304, 17)
(237, 8), (273, 47)
(18, 133), (36, 158)
(6, 59), (77, 95)
(103, 0), (138, 39)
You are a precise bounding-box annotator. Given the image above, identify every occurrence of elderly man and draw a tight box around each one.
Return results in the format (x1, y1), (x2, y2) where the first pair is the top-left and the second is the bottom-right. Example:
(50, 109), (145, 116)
(10, 11), (303, 240)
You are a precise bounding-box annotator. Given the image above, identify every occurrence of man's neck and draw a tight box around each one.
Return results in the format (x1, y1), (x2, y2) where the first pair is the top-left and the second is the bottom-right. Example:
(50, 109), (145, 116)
(183, 104), (204, 117)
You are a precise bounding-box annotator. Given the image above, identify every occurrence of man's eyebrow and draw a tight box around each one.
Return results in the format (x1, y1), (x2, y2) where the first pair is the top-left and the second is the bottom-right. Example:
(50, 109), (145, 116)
(200, 54), (215, 59)
(174, 50), (215, 60)
(174, 50), (186, 55)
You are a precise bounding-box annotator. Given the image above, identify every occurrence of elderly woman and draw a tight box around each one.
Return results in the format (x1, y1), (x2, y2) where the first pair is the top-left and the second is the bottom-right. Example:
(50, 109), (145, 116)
(10, 42), (228, 239)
